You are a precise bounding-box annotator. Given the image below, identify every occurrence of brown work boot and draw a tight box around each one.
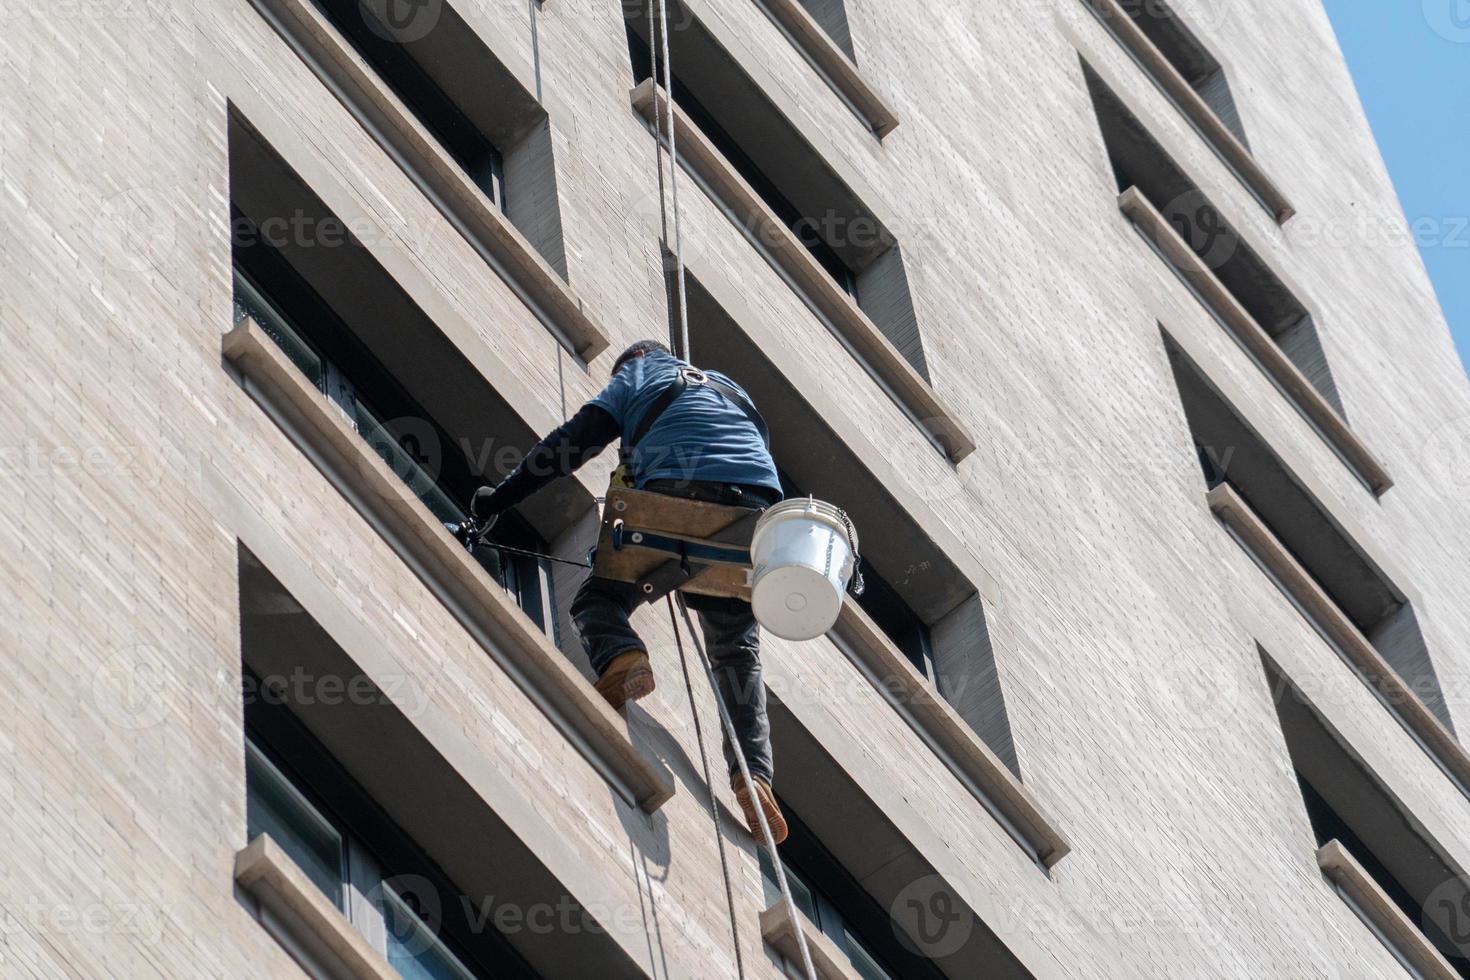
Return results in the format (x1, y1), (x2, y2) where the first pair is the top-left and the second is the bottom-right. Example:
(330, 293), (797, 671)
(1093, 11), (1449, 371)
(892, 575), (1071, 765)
(732, 773), (788, 845)
(594, 650), (655, 711)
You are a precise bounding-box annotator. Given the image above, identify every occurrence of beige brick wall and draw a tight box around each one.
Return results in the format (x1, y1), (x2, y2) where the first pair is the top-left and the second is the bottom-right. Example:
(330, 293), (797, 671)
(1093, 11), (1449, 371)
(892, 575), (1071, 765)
(1, 0), (1468, 977)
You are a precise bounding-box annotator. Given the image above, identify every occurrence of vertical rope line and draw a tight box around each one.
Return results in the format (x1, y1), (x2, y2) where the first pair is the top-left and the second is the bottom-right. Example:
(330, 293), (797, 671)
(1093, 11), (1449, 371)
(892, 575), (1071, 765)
(675, 594), (818, 980)
(667, 597), (745, 979)
(654, 0), (691, 361)
(647, 0), (669, 248)
(529, 0), (542, 102)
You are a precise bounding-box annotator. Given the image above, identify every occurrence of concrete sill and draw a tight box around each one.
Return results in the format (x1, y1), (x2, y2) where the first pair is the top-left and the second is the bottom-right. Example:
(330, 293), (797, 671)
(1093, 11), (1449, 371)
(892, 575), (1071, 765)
(630, 79), (976, 464)
(1123, 188), (1393, 496)
(753, 0), (899, 138)
(1208, 484), (1470, 795)
(832, 601), (1071, 868)
(1084, 0), (1294, 223)
(250, 0), (610, 361)
(760, 901), (862, 980)
(224, 320), (675, 813)
(1318, 840), (1459, 980)
(236, 834), (396, 980)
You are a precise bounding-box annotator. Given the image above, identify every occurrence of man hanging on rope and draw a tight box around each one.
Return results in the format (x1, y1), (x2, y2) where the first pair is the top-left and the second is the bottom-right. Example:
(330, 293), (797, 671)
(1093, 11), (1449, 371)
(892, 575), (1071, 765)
(467, 339), (788, 844)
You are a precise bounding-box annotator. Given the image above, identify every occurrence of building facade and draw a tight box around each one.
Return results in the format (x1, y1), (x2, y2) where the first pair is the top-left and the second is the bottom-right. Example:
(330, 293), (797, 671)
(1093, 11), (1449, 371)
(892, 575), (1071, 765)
(3, 0), (1470, 976)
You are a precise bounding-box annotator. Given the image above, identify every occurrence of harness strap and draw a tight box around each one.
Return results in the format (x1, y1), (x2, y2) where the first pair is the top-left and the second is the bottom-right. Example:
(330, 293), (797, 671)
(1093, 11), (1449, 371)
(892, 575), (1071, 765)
(623, 366), (771, 466)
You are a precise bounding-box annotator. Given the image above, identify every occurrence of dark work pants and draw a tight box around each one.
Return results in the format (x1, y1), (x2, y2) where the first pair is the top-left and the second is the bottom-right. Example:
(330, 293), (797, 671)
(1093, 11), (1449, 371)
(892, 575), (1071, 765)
(571, 480), (776, 783)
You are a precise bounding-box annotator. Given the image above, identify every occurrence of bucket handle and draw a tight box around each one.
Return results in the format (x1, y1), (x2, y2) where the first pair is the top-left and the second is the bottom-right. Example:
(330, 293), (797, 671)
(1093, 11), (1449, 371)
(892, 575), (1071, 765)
(832, 505), (864, 598)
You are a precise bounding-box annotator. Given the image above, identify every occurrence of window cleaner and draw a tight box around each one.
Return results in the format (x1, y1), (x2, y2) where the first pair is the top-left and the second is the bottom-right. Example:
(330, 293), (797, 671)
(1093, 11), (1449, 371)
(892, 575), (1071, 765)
(458, 5), (837, 977)
(460, 339), (857, 843)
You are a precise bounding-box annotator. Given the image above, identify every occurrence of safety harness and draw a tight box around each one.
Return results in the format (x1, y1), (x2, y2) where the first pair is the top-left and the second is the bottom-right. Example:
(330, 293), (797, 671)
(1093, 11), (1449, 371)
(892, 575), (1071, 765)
(618, 364), (770, 476)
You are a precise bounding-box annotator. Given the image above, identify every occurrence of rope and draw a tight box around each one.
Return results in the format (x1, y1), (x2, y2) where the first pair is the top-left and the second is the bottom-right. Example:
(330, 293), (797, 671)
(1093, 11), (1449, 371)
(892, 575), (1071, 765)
(642, 10), (810, 973)
(666, 597), (745, 980)
(478, 541), (591, 569)
(673, 594), (818, 980)
(653, 0), (691, 360)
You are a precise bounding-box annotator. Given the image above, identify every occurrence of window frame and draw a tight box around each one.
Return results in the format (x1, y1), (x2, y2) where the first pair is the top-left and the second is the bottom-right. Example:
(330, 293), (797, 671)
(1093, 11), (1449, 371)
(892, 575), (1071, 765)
(308, 0), (509, 214)
(244, 684), (542, 980)
(231, 256), (554, 632)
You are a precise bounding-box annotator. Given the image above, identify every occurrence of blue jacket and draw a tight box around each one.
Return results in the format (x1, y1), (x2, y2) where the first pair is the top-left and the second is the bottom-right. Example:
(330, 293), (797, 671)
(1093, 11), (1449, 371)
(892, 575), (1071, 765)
(474, 352), (780, 519)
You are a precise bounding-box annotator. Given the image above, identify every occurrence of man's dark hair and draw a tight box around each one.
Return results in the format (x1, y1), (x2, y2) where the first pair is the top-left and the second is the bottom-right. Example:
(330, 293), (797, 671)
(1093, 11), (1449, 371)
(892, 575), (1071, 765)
(611, 339), (671, 375)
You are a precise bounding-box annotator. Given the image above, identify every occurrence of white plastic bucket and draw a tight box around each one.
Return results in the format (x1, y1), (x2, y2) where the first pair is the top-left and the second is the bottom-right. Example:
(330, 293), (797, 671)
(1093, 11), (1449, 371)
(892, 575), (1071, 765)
(749, 498), (857, 640)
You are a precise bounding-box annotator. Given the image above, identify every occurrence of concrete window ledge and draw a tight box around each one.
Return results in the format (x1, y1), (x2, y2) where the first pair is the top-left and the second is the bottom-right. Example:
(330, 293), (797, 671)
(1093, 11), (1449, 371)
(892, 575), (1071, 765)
(759, 901), (862, 980)
(1083, 0), (1294, 223)
(224, 320), (675, 813)
(832, 601), (1071, 868)
(1208, 484), (1470, 795)
(236, 834), (396, 980)
(629, 80), (975, 464)
(752, 0), (899, 138)
(1317, 841), (1460, 980)
(1123, 189), (1393, 496)
(249, 0), (610, 361)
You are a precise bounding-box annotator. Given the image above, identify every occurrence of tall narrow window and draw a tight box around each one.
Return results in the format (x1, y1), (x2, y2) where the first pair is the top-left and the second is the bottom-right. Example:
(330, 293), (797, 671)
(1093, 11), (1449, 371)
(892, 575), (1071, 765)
(1086, 65), (1344, 416)
(1167, 338), (1448, 731)
(627, 28), (857, 298)
(625, 3), (929, 381)
(244, 673), (540, 979)
(1265, 657), (1470, 974)
(1088, 0), (1248, 146)
(232, 228), (553, 630)
(311, 0), (506, 209)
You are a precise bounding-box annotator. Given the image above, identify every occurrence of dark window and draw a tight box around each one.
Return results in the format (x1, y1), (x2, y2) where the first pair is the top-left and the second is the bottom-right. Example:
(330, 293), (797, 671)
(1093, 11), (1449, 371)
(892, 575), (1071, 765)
(1169, 340), (1447, 731)
(311, 0), (506, 209)
(1104, 0), (1249, 147)
(232, 220), (551, 629)
(850, 564), (934, 679)
(1268, 659), (1470, 976)
(1085, 64), (1344, 416)
(794, 0), (855, 60)
(245, 671), (540, 979)
(626, 28), (858, 298)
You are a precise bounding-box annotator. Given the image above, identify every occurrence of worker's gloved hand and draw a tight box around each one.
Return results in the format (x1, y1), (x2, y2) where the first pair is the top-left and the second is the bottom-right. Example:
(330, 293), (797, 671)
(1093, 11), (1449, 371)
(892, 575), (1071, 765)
(471, 484), (502, 522)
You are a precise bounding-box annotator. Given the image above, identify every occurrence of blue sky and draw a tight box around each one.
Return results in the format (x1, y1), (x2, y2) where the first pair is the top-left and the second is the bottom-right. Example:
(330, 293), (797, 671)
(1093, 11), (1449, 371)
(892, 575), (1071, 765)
(1320, 0), (1470, 377)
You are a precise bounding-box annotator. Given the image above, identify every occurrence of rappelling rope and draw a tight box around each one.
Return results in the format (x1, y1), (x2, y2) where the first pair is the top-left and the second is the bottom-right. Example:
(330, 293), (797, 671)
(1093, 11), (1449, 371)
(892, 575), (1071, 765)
(666, 596), (746, 979)
(644, 2), (812, 975)
(653, 0), (691, 360)
(673, 594), (818, 980)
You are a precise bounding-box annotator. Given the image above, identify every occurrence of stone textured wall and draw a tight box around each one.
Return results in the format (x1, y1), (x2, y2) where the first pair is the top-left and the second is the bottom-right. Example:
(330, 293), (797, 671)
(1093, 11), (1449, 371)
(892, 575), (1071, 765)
(1, 0), (1468, 977)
